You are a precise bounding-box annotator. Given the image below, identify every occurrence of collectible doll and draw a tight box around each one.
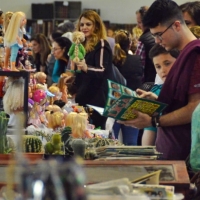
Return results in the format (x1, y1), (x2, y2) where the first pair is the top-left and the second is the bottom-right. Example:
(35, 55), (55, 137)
(4, 11), (26, 71)
(34, 72), (47, 90)
(28, 89), (48, 127)
(68, 31), (86, 73)
(48, 85), (62, 105)
(45, 110), (64, 130)
(3, 11), (13, 70)
(3, 77), (24, 127)
(57, 75), (69, 103)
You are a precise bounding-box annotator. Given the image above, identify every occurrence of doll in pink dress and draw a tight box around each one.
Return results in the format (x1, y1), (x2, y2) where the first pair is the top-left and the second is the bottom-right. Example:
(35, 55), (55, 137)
(28, 89), (48, 127)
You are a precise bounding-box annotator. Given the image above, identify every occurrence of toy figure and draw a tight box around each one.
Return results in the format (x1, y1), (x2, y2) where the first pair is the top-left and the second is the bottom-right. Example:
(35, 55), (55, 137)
(34, 72), (47, 89)
(48, 85), (62, 105)
(28, 89), (47, 127)
(4, 11), (26, 71)
(68, 31), (86, 73)
(0, 10), (4, 46)
(45, 111), (65, 130)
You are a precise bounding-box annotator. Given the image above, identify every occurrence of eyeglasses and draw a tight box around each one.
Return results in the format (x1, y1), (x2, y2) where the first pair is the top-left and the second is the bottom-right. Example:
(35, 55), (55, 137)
(52, 47), (61, 52)
(152, 22), (175, 41)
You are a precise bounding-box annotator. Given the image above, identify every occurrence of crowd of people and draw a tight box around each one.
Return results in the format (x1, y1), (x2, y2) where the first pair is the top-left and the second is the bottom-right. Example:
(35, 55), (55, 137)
(0, 0), (200, 170)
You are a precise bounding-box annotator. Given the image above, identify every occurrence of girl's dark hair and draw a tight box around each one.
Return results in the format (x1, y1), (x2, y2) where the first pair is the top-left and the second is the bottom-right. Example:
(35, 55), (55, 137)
(149, 44), (180, 60)
(143, 0), (184, 28)
(180, 1), (200, 26)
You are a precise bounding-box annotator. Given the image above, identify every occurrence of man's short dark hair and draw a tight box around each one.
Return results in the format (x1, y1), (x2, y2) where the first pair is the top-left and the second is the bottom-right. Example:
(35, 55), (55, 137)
(143, 0), (184, 28)
(149, 44), (180, 60)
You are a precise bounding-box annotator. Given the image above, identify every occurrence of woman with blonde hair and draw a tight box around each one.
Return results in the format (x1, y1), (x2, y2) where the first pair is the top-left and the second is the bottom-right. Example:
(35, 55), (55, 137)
(74, 10), (113, 129)
(31, 33), (51, 73)
(4, 11), (26, 71)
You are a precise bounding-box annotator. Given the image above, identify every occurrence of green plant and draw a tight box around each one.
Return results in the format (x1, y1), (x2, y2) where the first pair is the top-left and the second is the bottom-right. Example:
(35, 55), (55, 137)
(23, 135), (43, 153)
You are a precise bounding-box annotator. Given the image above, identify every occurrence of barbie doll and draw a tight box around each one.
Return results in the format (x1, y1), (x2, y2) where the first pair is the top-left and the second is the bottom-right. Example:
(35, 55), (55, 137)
(4, 11), (26, 71)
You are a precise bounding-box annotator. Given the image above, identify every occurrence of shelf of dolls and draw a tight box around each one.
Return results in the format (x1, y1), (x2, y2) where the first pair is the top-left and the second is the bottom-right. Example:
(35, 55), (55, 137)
(0, 71), (29, 125)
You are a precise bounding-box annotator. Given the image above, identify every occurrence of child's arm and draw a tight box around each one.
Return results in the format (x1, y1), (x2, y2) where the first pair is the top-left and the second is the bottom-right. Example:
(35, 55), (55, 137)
(136, 88), (158, 100)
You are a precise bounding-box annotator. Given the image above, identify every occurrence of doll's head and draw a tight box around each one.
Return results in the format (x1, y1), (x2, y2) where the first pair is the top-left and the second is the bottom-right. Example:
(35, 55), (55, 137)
(34, 72), (47, 84)
(48, 85), (62, 104)
(4, 11), (26, 46)
(46, 104), (61, 112)
(32, 89), (47, 106)
(71, 112), (88, 138)
(45, 110), (64, 129)
(72, 31), (85, 44)
(65, 112), (77, 127)
(3, 77), (24, 114)
(3, 11), (13, 33)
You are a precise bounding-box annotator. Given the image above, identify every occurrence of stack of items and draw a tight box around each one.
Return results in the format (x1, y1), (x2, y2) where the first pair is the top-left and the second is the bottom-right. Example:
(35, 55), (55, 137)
(95, 146), (162, 160)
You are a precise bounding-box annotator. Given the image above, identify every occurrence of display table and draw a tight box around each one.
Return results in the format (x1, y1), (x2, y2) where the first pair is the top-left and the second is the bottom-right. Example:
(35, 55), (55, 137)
(0, 158), (190, 199)
(83, 160), (190, 196)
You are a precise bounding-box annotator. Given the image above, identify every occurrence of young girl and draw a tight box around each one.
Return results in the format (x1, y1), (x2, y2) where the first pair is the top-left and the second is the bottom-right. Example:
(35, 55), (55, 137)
(4, 11), (26, 71)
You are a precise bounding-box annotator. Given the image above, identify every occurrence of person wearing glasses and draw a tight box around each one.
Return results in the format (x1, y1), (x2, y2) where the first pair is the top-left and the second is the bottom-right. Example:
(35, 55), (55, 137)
(135, 6), (156, 83)
(51, 37), (72, 83)
(118, 0), (200, 161)
(112, 29), (143, 145)
(73, 10), (113, 129)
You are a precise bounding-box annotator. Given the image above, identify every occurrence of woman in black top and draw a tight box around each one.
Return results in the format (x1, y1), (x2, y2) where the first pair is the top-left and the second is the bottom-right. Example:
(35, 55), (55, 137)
(112, 30), (143, 145)
(74, 10), (113, 129)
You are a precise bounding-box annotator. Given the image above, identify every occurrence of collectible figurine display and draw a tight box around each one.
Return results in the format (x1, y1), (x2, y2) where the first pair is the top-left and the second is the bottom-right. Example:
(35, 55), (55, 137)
(68, 31), (86, 73)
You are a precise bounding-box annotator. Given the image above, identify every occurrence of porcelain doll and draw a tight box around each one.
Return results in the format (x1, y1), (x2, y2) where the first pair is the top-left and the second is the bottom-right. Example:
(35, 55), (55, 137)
(68, 31), (86, 73)
(4, 11), (26, 71)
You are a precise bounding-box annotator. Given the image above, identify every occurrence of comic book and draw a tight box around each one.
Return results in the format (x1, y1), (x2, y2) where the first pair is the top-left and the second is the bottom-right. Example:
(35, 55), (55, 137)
(87, 80), (167, 121)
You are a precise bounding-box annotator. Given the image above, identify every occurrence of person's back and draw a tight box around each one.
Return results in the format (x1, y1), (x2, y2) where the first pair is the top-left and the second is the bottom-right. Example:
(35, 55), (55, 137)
(113, 30), (143, 90)
(112, 29), (143, 145)
(135, 6), (156, 82)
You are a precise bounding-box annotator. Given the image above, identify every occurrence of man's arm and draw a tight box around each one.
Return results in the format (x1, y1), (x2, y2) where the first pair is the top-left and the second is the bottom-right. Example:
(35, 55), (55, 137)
(118, 92), (200, 129)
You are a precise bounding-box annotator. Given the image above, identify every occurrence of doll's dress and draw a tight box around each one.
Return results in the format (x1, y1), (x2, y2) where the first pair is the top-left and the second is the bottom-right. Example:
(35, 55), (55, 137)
(28, 103), (42, 127)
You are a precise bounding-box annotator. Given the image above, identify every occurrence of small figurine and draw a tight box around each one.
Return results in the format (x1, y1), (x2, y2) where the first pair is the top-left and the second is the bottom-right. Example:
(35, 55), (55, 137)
(68, 31), (86, 73)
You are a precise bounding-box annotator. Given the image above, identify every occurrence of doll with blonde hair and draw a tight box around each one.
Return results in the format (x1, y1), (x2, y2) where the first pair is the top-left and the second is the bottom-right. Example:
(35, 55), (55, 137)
(4, 11), (26, 71)
(45, 110), (64, 130)
(2, 11), (13, 70)
(48, 85), (62, 105)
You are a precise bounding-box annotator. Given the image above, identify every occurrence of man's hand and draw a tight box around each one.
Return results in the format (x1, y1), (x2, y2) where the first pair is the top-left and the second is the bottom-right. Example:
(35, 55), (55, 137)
(117, 110), (152, 129)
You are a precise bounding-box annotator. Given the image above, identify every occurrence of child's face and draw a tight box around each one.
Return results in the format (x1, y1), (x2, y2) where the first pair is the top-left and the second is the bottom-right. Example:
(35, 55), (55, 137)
(153, 53), (176, 82)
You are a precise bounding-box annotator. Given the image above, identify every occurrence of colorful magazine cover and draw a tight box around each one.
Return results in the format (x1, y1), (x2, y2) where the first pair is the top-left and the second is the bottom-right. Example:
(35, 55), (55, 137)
(87, 80), (167, 121)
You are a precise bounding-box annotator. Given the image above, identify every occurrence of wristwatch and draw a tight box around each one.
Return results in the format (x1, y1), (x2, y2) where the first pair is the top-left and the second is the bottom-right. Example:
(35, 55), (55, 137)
(151, 114), (161, 127)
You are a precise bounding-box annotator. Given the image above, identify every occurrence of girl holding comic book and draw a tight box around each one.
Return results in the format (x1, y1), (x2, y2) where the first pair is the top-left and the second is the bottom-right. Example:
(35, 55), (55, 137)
(112, 29), (143, 145)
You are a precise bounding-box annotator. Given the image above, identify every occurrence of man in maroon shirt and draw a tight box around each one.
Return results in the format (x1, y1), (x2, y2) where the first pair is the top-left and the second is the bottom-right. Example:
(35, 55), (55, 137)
(118, 0), (200, 160)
